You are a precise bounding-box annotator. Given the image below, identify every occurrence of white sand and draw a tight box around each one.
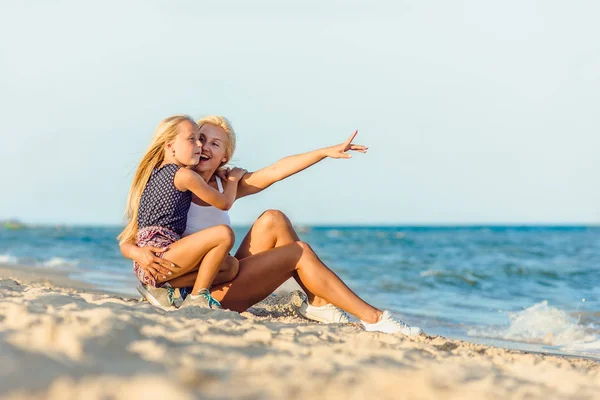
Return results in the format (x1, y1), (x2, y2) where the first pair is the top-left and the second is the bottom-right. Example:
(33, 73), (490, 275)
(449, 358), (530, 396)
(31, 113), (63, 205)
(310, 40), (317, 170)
(1, 265), (599, 399)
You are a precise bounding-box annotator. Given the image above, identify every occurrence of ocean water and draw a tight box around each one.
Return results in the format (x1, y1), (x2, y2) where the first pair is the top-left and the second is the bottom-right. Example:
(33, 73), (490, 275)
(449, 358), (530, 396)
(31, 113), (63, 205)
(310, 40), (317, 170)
(1, 225), (599, 359)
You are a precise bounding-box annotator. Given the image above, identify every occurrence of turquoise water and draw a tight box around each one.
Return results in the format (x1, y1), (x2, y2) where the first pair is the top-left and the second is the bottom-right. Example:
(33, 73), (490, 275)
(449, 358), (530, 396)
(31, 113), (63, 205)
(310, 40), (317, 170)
(1, 225), (599, 358)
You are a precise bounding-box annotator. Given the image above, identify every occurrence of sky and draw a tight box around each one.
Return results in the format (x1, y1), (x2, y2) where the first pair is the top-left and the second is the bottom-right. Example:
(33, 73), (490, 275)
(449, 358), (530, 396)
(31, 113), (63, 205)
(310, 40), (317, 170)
(1, 0), (599, 226)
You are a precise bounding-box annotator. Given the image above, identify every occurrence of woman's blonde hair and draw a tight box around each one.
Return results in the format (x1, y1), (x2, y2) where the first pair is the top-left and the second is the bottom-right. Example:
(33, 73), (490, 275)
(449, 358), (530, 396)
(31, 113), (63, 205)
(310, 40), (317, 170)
(197, 115), (236, 166)
(117, 115), (197, 244)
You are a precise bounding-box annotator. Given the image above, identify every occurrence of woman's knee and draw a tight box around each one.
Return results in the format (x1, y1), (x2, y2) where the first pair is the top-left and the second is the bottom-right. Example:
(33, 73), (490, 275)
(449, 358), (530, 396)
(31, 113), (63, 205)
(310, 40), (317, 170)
(295, 241), (315, 259)
(276, 241), (317, 273)
(256, 209), (289, 231)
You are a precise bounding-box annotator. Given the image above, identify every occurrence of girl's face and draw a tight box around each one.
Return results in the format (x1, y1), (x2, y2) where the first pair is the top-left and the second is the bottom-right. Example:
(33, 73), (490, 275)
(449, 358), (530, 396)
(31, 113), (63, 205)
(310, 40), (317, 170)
(194, 124), (228, 174)
(168, 120), (202, 166)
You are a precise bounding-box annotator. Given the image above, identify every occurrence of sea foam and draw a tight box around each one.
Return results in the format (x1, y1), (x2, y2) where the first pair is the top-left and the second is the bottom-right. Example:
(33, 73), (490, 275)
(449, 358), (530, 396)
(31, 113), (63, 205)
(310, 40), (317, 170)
(42, 257), (79, 267)
(468, 301), (598, 348)
(0, 254), (19, 264)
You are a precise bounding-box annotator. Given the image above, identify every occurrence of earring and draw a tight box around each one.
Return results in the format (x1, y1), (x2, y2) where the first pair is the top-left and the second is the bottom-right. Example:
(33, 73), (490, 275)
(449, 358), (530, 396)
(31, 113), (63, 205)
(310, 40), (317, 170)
(172, 149), (176, 157)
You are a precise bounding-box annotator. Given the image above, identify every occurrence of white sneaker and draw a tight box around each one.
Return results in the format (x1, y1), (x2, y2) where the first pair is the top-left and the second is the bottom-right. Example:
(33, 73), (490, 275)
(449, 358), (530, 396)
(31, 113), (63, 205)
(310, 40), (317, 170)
(297, 300), (350, 323)
(361, 310), (423, 335)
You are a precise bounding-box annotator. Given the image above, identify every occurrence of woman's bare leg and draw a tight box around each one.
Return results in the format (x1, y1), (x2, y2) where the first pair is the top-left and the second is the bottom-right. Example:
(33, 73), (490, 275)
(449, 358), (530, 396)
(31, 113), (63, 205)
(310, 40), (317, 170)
(156, 225), (234, 293)
(212, 241), (382, 323)
(234, 209), (327, 306)
(168, 256), (239, 288)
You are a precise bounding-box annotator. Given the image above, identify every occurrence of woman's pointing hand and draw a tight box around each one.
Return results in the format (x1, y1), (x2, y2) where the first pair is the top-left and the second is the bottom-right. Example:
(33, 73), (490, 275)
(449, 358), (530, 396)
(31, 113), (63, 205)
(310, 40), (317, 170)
(324, 130), (368, 159)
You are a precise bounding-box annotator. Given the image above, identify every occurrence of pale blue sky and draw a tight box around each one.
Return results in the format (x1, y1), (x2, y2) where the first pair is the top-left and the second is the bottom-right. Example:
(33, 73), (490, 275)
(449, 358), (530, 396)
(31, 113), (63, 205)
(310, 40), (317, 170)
(1, 1), (599, 225)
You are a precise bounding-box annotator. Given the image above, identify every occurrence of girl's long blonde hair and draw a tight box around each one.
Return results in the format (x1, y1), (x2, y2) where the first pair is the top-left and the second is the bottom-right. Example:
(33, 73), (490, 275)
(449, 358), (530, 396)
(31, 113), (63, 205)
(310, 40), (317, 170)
(197, 115), (236, 167)
(117, 115), (197, 244)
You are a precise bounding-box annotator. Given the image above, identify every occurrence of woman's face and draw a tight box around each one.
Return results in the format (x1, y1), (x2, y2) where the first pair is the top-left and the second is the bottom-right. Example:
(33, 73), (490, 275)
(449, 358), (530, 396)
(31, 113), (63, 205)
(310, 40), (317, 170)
(194, 124), (228, 174)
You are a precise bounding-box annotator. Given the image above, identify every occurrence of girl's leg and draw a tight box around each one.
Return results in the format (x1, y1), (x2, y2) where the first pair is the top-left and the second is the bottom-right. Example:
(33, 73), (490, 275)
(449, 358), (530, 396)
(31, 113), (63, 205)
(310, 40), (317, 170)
(234, 209), (327, 306)
(212, 241), (382, 324)
(156, 225), (234, 293)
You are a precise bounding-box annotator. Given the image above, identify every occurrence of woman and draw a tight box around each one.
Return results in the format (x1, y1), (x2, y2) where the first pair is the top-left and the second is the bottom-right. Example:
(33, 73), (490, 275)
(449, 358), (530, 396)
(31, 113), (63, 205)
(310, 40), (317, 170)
(121, 116), (421, 335)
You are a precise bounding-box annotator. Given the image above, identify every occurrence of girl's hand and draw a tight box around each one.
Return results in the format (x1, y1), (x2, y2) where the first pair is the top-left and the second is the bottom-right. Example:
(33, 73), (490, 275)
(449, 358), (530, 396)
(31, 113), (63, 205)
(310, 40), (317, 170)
(216, 167), (230, 181)
(228, 167), (248, 182)
(134, 246), (180, 281)
(323, 130), (368, 159)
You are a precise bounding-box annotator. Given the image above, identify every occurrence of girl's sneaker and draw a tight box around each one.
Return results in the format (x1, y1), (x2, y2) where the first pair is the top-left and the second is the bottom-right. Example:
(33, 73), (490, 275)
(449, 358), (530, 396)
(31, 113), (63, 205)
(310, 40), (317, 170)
(179, 288), (222, 309)
(361, 310), (423, 335)
(137, 283), (180, 308)
(297, 300), (350, 323)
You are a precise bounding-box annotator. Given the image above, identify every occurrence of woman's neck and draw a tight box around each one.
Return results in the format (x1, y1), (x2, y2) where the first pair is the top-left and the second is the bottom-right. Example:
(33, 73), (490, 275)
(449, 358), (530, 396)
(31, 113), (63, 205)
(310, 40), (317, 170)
(197, 169), (216, 183)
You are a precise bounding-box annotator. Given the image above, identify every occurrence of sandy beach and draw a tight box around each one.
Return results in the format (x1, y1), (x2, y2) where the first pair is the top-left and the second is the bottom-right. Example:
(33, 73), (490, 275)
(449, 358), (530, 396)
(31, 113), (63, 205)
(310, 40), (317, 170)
(1, 264), (599, 400)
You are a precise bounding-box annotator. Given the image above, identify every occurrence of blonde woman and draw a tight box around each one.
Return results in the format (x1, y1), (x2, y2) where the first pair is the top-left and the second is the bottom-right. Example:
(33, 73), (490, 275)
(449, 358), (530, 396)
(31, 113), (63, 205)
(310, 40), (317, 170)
(121, 116), (422, 335)
(118, 115), (247, 309)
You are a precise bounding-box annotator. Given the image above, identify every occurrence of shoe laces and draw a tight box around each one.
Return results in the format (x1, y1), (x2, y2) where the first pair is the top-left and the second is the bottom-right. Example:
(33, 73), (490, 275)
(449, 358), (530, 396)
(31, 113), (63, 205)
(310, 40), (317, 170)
(198, 288), (221, 308)
(166, 287), (176, 306)
(326, 303), (350, 323)
(383, 311), (409, 329)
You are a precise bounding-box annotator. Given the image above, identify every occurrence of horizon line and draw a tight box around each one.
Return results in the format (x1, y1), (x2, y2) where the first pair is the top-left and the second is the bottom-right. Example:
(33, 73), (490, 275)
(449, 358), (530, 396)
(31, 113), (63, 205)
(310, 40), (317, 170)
(2, 222), (599, 229)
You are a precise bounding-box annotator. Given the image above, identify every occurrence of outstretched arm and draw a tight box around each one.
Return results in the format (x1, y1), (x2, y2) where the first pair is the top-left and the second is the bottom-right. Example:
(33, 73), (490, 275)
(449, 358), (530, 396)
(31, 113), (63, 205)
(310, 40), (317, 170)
(236, 130), (367, 199)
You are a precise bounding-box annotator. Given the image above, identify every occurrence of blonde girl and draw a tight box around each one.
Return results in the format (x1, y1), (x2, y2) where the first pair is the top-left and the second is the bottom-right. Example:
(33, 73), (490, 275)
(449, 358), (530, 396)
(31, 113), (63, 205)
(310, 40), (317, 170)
(118, 115), (246, 309)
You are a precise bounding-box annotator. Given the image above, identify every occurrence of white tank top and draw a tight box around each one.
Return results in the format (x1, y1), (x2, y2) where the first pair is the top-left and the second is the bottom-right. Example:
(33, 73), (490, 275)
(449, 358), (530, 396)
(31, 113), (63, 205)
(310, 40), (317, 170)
(183, 176), (231, 237)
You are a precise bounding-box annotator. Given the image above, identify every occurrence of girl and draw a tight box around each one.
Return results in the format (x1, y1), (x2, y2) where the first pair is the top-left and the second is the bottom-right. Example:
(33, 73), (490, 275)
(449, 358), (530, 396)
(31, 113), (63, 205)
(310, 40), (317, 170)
(117, 115), (246, 309)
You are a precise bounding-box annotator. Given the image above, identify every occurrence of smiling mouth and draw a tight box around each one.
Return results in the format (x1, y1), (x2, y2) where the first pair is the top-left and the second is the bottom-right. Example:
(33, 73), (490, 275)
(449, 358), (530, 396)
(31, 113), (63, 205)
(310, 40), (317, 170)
(200, 154), (211, 160)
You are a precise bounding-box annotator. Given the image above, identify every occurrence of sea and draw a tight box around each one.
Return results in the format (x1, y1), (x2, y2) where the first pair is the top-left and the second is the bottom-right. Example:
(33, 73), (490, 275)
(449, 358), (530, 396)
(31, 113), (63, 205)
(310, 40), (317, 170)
(1, 225), (599, 359)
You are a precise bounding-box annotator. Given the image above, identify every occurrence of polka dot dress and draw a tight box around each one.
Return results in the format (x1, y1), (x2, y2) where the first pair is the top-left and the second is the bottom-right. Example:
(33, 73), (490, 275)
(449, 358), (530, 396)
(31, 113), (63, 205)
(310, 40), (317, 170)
(137, 163), (192, 236)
